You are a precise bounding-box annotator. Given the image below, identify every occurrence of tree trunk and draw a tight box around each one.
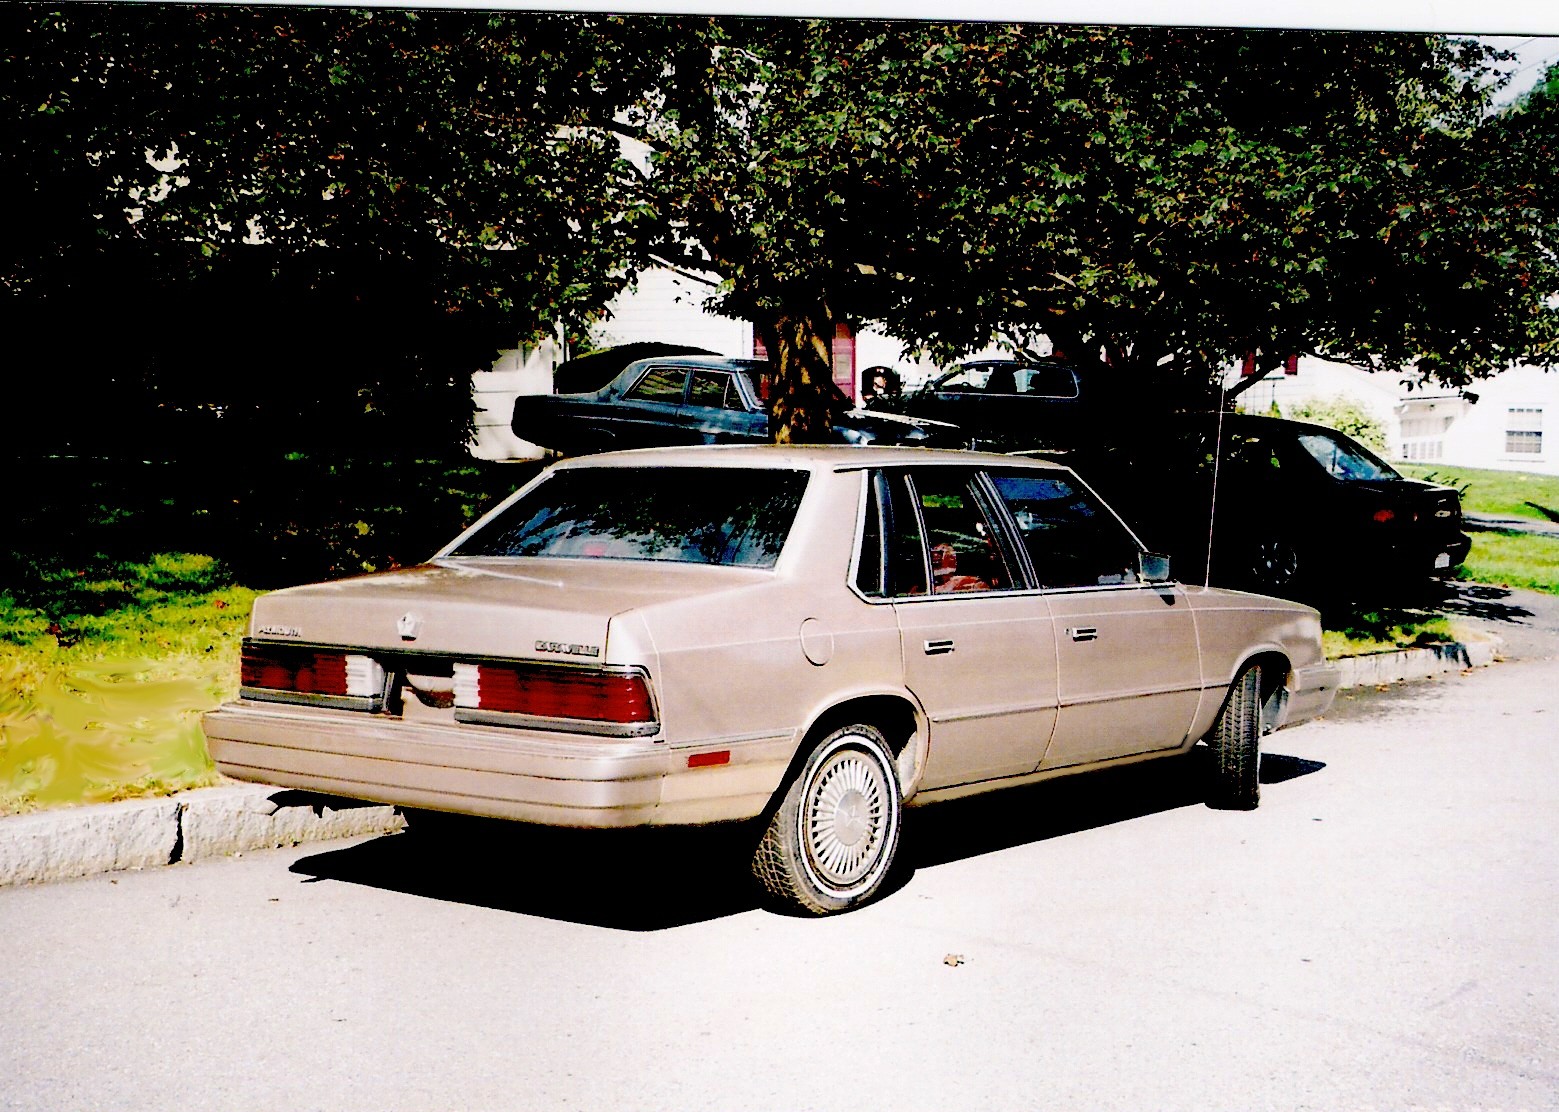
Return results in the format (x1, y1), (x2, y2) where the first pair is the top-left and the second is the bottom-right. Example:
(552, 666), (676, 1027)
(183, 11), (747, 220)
(758, 302), (842, 445)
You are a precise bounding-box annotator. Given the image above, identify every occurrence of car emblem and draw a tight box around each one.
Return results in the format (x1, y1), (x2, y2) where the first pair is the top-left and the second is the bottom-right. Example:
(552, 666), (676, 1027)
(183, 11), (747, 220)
(397, 613), (423, 641)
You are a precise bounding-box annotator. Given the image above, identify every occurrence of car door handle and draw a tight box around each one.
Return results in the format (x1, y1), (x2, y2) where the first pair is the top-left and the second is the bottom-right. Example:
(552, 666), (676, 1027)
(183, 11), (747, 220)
(1067, 626), (1099, 642)
(923, 639), (956, 655)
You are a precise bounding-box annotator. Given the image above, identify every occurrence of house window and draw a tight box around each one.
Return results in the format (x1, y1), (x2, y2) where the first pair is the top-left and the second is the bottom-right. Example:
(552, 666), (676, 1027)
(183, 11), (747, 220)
(1506, 408), (1543, 455)
(1400, 440), (1443, 462)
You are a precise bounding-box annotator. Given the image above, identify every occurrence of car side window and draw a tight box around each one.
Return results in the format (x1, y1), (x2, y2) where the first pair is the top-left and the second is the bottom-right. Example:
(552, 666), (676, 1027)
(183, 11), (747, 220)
(991, 471), (1143, 589)
(688, 370), (743, 411)
(1296, 431), (1398, 481)
(908, 469), (1014, 594)
(856, 471), (929, 597)
(1226, 432), (1281, 475)
(1018, 364), (1079, 398)
(627, 367), (688, 403)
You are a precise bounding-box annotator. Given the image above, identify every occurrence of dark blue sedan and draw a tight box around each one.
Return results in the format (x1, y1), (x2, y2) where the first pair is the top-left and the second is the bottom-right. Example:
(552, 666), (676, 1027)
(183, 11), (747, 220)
(511, 355), (957, 455)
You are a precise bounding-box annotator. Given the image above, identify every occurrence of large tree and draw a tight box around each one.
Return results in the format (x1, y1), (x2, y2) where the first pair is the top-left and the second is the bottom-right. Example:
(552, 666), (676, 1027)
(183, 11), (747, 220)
(623, 22), (1558, 435)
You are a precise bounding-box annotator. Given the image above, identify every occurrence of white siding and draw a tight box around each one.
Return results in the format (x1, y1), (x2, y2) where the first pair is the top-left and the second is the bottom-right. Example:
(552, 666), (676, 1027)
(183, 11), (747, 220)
(591, 269), (752, 356)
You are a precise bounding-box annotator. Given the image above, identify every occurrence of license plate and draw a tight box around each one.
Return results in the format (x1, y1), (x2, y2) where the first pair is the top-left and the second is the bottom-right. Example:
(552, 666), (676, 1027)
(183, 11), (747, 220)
(1434, 552), (1451, 569)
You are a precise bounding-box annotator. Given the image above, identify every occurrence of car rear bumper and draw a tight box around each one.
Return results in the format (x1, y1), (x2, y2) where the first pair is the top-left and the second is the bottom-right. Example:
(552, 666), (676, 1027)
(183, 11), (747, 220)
(203, 700), (795, 828)
(1436, 532), (1473, 573)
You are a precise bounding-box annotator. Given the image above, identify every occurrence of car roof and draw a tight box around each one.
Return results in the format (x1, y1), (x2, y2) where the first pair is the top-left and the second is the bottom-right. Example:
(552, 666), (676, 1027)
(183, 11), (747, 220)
(621, 355), (769, 373)
(549, 443), (1070, 473)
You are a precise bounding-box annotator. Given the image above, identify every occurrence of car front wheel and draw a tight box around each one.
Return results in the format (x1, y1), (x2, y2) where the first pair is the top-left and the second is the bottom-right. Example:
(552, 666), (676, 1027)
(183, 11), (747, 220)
(1209, 664), (1262, 811)
(752, 723), (903, 915)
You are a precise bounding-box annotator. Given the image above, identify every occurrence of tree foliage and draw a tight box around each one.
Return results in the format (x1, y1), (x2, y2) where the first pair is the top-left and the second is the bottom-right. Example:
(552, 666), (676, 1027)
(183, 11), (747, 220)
(1, 5), (648, 458)
(6, 9), (1556, 460)
(623, 23), (1558, 433)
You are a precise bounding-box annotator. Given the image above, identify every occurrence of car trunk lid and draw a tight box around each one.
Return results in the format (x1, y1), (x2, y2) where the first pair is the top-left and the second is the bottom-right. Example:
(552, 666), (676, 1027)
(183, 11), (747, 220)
(246, 557), (770, 662)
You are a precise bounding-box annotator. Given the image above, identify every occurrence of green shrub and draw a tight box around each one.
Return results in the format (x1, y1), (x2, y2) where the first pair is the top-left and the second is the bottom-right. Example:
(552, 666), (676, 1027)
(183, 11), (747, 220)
(1279, 396), (1390, 452)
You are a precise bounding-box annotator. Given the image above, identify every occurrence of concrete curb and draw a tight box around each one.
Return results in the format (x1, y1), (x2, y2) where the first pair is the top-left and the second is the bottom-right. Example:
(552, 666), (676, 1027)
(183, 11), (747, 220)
(0, 783), (404, 889)
(1331, 634), (1502, 689)
(0, 634), (1504, 890)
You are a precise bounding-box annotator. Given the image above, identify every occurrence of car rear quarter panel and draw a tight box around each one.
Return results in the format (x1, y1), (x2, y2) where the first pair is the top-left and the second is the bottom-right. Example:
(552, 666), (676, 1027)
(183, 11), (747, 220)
(630, 468), (899, 749)
(619, 467), (914, 813)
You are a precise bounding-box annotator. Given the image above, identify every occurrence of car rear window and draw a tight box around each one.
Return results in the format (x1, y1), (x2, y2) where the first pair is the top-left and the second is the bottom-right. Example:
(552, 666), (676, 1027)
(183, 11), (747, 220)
(449, 467), (809, 567)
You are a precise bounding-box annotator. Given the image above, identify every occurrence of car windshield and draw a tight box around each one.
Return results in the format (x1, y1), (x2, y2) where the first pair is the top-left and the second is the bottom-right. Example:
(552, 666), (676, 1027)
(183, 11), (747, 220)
(1296, 432), (1400, 481)
(447, 467), (809, 567)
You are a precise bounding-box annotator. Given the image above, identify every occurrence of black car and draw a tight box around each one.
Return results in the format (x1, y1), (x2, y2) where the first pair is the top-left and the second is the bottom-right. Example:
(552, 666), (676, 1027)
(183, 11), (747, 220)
(904, 358), (1092, 450)
(511, 355), (957, 455)
(1068, 413), (1472, 597)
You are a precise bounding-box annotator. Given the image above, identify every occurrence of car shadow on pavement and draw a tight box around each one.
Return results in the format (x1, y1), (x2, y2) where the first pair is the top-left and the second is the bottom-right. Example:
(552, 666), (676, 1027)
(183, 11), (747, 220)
(899, 748), (1323, 871)
(1437, 582), (1536, 625)
(289, 818), (767, 931)
(288, 748), (1325, 930)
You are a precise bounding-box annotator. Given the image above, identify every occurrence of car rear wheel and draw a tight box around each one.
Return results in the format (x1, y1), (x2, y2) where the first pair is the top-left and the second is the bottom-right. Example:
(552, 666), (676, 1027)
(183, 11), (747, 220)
(752, 723), (903, 916)
(1209, 664), (1262, 811)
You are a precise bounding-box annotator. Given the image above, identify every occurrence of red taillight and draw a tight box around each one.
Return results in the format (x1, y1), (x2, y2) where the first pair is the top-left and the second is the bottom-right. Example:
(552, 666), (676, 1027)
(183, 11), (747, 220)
(243, 646), (349, 695)
(240, 643), (385, 708)
(453, 662), (656, 730)
(1372, 508), (1396, 523)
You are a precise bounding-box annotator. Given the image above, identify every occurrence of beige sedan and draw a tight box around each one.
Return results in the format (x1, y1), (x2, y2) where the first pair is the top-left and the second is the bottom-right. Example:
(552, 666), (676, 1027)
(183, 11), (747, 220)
(204, 445), (1338, 915)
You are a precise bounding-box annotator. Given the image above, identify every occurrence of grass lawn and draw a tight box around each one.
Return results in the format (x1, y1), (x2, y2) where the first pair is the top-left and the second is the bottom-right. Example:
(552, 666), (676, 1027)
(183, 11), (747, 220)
(1395, 462), (1559, 595)
(1459, 530), (1559, 595)
(1396, 462), (1559, 522)
(0, 554), (258, 813)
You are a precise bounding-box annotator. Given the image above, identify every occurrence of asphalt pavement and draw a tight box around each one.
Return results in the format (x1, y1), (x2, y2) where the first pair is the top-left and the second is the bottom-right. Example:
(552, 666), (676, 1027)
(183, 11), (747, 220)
(2, 645), (1555, 1111)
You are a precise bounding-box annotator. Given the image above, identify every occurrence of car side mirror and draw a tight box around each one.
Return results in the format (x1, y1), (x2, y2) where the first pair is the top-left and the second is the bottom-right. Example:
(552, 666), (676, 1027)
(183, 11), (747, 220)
(1138, 551), (1172, 583)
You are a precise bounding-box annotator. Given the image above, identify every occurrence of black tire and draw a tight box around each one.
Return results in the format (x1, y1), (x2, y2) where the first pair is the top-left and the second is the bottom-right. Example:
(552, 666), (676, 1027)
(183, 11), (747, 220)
(752, 723), (903, 916)
(1209, 664), (1262, 810)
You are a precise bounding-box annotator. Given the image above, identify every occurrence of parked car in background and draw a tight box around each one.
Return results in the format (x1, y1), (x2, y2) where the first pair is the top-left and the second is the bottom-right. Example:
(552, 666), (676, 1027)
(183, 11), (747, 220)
(1069, 413), (1472, 597)
(904, 358), (1092, 450)
(205, 444), (1338, 916)
(510, 355), (957, 455)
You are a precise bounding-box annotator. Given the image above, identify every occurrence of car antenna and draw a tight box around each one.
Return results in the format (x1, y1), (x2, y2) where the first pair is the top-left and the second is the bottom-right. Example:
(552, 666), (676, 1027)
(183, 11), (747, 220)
(1202, 377), (1230, 590)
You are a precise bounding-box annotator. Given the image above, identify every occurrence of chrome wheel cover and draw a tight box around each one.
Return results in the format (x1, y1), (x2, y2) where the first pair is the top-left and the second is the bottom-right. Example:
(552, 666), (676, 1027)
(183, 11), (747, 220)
(800, 739), (895, 897)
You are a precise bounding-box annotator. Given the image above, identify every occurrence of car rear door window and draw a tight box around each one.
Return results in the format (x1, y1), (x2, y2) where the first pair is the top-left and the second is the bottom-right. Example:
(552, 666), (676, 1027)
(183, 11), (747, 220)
(990, 471), (1143, 589)
(688, 370), (745, 411)
(858, 468), (1019, 596)
(856, 470), (930, 597)
(627, 367), (689, 403)
(911, 470), (1016, 593)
